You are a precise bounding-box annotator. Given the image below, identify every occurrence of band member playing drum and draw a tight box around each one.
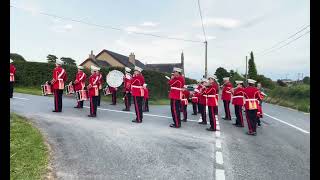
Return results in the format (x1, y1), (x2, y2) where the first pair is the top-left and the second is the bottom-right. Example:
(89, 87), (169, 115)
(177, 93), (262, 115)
(198, 78), (208, 125)
(131, 66), (145, 123)
(212, 76), (219, 120)
(168, 67), (185, 128)
(143, 84), (149, 112)
(191, 81), (201, 115)
(87, 65), (100, 117)
(122, 67), (132, 111)
(74, 66), (87, 108)
(96, 68), (103, 106)
(51, 60), (67, 112)
(181, 85), (190, 122)
(222, 77), (233, 120)
(231, 80), (245, 127)
(10, 59), (16, 98)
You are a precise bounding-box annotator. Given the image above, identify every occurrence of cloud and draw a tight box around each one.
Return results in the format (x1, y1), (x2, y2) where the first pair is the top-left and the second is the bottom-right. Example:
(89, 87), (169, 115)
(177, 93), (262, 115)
(194, 17), (242, 29)
(141, 22), (159, 27)
(51, 24), (73, 33)
(124, 26), (159, 34)
(196, 34), (216, 41)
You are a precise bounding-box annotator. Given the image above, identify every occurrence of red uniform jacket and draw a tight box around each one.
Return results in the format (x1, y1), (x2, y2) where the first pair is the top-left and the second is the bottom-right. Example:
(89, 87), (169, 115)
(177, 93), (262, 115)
(10, 64), (16, 82)
(243, 86), (261, 110)
(143, 87), (149, 99)
(202, 85), (218, 106)
(213, 82), (219, 102)
(52, 66), (67, 90)
(221, 82), (233, 101)
(232, 87), (245, 106)
(74, 71), (86, 91)
(198, 85), (206, 105)
(131, 74), (145, 97)
(168, 75), (185, 100)
(97, 73), (103, 90)
(123, 73), (132, 92)
(181, 89), (190, 106)
(191, 85), (201, 103)
(88, 74), (99, 97)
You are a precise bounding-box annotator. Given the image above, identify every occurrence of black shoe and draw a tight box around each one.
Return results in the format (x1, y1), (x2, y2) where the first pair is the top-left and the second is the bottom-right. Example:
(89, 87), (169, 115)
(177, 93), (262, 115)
(198, 122), (207, 125)
(132, 119), (138, 123)
(74, 106), (80, 108)
(192, 113), (197, 115)
(169, 124), (180, 128)
(206, 127), (216, 131)
(236, 124), (243, 127)
(97, 105), (100, 106)
(88, 115), (96, 117)
(246, 132), (255, 135)
(52, 110), (58, 112)
(232, 123), (238, 125)
(182, 119), (187, 122)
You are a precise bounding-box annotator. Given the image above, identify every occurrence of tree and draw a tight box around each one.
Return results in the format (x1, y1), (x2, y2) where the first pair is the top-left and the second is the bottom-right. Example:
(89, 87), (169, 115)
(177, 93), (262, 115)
(229, 70), (235, 78)
(248, 51), (258, 80)
(60, 57), (76, 66)
(256, 74), (276, 89)
(214, 67), (230, 84)
(302, 76), (310, 84)
(230, 71), (245, 86)
(47, 54), (58, 63)
(277, 79), (287, 87)
(10, 53), (26, 62)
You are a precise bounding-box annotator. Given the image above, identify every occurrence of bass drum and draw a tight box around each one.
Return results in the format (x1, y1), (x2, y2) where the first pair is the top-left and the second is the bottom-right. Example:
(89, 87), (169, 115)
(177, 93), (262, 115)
(106, 70), (124, 88)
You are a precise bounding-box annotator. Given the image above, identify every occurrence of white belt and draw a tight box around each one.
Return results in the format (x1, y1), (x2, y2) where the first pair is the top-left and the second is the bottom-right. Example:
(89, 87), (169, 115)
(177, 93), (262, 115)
(203, 95), (215, 97)
(232, 96), (244, 98)
(171, 87), (183, 90)
(182, 98), (187, 101)
(10, 73), (14, 76)
(92, 85), (98, 88)
(131, 85), (143, 88)
(192, 97), (198, 99)
(245, 99), (258, 101)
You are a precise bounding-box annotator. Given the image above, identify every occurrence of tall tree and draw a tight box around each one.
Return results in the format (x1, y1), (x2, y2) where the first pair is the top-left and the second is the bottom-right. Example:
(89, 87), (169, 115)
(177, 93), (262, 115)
(302, 76), (310, 84)
(60, 57), (76, 66)
(47, 54), (58, 63)
(10, 53), (26, 62)
(248, 51), (258, 80)
(214, 67), (230, 84)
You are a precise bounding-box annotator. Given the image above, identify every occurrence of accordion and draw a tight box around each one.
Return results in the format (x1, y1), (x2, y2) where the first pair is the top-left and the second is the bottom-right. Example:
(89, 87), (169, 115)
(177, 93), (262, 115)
(41, 84), (53, 96)
(65, 84), (75, 95)
(76, 90), (88, 101)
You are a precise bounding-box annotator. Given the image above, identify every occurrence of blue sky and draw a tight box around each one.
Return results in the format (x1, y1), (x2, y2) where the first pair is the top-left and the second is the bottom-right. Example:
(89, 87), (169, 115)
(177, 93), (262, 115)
(10, 0), (310, 80)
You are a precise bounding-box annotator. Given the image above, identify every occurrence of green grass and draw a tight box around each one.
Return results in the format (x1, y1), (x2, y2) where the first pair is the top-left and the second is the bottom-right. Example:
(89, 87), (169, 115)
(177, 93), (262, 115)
(15, 86), (42, 96)
(10, 113), (49, 180)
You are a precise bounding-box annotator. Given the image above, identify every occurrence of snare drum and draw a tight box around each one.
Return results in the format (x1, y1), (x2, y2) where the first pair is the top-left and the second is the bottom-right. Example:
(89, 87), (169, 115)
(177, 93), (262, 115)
(103, 87), (111, 96)
(65, 84), (75, 95)
(41, 84), (53, 96)
(76, 90), (88, 101)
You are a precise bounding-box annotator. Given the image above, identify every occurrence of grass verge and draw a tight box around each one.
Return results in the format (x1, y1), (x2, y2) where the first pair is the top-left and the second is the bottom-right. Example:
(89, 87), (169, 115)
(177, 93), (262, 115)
(10, 113), (49, 180)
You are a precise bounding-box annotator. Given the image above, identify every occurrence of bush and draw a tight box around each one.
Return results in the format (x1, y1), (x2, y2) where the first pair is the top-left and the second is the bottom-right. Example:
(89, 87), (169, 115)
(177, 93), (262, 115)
(13, 61), (196, 100)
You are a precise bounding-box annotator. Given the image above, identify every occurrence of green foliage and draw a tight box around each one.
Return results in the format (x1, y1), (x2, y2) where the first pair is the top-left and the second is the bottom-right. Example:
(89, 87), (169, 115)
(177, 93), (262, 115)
(10, 53), (26, 62)
(256, 74), (276, 89)
(214, 67), (230, 84)
(230, 71), (245, 86)
(61, 57), (76, 66)
(303, 76), (310, 84)
(46, 54), (58, 64)
(248, 51), (257, 80)
(276, 79), (287, 87)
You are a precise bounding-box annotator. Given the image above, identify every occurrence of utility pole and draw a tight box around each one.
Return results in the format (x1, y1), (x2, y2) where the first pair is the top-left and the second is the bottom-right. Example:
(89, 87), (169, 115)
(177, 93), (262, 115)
(245, 56), (248, 83)
(204, 41), (208, 78)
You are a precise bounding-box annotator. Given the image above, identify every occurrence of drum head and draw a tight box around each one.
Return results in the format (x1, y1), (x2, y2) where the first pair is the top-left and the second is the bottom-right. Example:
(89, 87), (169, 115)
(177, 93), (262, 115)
(106, 70), (124, 88)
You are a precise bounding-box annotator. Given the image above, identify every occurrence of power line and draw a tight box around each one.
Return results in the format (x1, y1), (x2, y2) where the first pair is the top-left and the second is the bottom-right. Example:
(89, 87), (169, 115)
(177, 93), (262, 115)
(256, 25), (310, 55)
(10, 4), (203, 43)
(259, 30), (310, 56)
(197, 0), (206, 42)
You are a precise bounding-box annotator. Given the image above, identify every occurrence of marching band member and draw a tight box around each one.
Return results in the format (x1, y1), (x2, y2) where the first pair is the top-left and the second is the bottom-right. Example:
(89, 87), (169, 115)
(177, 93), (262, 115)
(257, 83), (266, 127)
(231, 81), (245, 127)
(73, 66), (87, 108)
(191, 81), (201, 115)
(243, 79), (261, 136)
(131, 66), (145, 123)
(51, 60), (67, 112)
(212, 76), (219, 120)
(143, 84), (149, 112)
(96, 68), (103, 106)
(181, 85), (190, 122)
(198, 78), (208, 125)
(122, 67), (132, 111)
(168, 67), (185, 128)
(87, 65), (100, 117)
(109, 86), (117, 105)
(10, 59), (16, 98)
(221, 77), (233, 120)
(205, 75), (219, 131)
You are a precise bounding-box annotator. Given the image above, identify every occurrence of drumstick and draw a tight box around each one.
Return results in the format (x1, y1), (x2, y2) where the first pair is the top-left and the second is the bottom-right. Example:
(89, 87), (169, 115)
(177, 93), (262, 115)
(165, 76), (170, 80)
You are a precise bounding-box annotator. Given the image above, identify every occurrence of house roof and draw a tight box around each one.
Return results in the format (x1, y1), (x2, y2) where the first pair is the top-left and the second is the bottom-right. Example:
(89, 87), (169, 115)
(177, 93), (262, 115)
(79, 58), (99, 67)
(96, 49), (146, 69)
(145, 63), (183, 73)
(96, 59), (111, 67)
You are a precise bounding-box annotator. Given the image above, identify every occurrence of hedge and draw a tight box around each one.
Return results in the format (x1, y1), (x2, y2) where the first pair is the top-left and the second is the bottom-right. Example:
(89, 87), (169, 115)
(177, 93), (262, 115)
(13, 61), (197, 100)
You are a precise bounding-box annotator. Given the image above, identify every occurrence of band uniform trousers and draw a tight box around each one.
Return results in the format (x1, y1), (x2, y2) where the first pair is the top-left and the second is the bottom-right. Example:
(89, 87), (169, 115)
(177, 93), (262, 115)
(245, 109), (258, 133)
(182, 104), (187, 121)
(97, 89), (102, 106)
(257, 100), (263, 125)
(234, 105), (244, 126)
(143, 98), (149, 112)
(192, 102), (197, 115)
(214, 106), (218, 116)
(124, 92), (132, 110)
(133, 96), (143, 122)
(208, 106), (217, 130)
(111, 91), (117, 105)
(223, 100), (231, 120)
(89, 96), (98, 116)
(10, 82), (14, 98)
(77, 100), (84, 108)
(198, 104), (207, 123)
(54, 89), (63, 112)
(170, 99), (181, 127)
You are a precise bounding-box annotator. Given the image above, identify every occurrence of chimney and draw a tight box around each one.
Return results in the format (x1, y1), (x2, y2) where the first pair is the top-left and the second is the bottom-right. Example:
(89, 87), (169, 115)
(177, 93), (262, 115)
(89, 50), (95, 60)
(129, 52), (135, 65)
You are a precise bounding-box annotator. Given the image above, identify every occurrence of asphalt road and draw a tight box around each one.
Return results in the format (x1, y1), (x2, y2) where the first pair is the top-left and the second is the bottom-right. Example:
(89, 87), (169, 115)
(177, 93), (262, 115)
(10, 93), (310, 180)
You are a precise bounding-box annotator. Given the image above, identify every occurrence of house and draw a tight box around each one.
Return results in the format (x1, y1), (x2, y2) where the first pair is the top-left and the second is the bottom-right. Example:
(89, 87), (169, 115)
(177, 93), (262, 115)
(79, 49), (185, 74)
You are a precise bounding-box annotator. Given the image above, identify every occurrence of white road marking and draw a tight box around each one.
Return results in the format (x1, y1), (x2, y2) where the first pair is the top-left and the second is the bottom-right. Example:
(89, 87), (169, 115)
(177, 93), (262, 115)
(264, 113), (310, 134)
(216, 151), (224, 165)
(12, 97), (30, 100)
(215, 131), (221, 137)
(216, 139), (221, 149)
(216, 169), (226, 180)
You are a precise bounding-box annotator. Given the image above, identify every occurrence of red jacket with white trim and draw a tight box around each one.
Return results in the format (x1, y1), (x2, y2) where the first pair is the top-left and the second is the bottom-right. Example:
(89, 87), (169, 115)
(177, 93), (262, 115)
(74, 71), (86, 91)
(181, 89), (190, 106)
(10, 64), (16, 82)
(88, 74), (99, 97)
(243, 86), (261, 110)
(123, 73), (132, 92)
(221, 82), (233, 101)
(232, 87), (245, 105)
(168, 75), (185, 100)
(201, 85), (218, 106)
(52, 66), (67, 90)
(143, 87), (149, 99)
(131, 74), (145, 97)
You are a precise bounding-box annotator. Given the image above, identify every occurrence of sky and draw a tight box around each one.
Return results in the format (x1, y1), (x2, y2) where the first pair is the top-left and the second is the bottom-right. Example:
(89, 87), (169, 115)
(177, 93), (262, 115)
(10, 0), (310, 80)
